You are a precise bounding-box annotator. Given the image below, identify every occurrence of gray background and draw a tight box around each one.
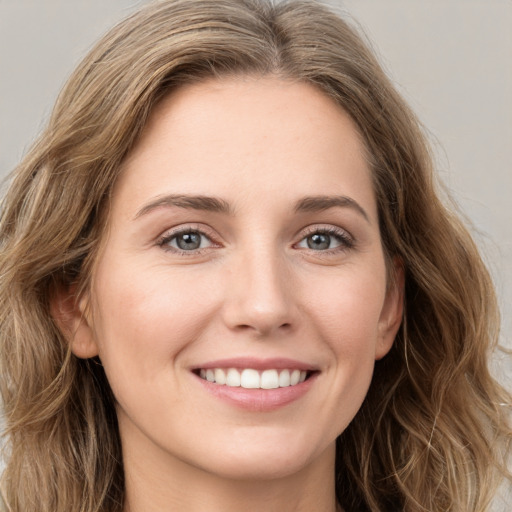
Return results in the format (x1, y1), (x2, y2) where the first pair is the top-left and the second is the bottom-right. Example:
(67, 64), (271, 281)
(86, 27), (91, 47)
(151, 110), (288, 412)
(0, 0), (511, 507)
(0, 0), (510, 376)
(1, 1), (511, 360)
(2, 0), (510, 353)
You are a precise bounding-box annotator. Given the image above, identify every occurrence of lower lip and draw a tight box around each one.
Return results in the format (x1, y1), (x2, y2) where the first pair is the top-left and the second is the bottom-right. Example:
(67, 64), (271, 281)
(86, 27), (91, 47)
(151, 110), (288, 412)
(194, 373), (318, 412)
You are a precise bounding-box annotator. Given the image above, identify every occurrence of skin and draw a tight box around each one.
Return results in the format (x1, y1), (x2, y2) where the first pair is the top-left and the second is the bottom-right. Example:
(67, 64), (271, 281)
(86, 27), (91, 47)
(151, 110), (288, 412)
(55, 76), (403, 512)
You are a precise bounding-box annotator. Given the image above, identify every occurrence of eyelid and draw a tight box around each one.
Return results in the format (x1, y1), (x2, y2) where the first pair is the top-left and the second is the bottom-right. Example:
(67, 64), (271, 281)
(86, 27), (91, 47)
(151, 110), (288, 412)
(155, 222), (355, 255)
(156, 223), (222, 253)
(294, 224), (355, 251)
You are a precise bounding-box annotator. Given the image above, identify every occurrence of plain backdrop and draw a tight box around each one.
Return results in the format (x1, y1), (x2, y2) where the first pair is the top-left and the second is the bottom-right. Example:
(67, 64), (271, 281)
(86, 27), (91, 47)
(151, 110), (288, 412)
(0, 0), (511, 452)
(0, 0), (511, 508)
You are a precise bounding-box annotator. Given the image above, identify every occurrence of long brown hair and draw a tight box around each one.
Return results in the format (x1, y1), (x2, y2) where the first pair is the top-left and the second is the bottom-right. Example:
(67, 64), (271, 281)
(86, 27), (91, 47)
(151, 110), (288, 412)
(1, 1), (510, 510)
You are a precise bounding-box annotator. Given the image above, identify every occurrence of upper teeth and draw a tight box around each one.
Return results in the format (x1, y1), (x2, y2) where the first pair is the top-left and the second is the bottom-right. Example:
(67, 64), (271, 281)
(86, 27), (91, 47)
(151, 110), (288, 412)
(199, 368), (308, 389)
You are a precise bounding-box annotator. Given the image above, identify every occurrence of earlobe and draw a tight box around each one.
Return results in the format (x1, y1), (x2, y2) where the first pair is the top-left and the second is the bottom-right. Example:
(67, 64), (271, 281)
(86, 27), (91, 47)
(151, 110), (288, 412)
(375, 258), (404, 360)
(50, 284), (99, 359)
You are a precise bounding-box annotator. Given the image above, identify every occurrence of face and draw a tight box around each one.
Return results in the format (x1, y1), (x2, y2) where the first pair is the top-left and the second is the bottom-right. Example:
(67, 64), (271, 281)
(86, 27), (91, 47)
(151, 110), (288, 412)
(63, 77), (403, 482)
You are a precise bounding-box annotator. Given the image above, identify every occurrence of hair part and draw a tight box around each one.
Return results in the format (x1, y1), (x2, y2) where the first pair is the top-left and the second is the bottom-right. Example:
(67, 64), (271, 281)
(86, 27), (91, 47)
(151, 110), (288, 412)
(1, 1), (510, 511)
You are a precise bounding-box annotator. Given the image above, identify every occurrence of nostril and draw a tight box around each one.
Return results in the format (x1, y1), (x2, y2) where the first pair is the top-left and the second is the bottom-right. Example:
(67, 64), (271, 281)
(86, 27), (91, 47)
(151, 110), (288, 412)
(232, 321), (292, 336)
(235, 324), (253, 331)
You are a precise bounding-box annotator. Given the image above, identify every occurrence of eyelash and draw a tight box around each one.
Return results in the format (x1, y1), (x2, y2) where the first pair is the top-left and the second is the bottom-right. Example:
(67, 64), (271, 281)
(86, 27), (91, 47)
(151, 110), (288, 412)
(156, 225), (355, 255)
(157, 225), (218, 255)
(296, 226), (355, 254)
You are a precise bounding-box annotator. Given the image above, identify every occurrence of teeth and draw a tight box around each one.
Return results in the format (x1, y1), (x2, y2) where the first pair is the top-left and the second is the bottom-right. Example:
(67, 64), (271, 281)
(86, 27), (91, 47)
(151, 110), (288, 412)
(214, 368), (226, 385)
(241, 369), (260, 388)
(261, 369), (279, 389)
(278, 369), (290, 387)
(226, 368), (241, 387)
(198, 367), (310, 388)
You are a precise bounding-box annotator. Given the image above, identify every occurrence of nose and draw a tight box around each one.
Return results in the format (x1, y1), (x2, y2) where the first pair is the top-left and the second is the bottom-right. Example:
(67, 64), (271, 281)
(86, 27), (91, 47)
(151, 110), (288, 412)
(221, 245), (296, 337)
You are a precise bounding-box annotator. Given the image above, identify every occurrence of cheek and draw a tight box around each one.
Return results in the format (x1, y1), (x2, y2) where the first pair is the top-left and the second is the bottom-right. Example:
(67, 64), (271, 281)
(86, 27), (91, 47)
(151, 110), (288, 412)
(87, 267), (215, 426)
(87, 257), (226, 381)
(307, 266), (386, 350)
(305, 265), (387, 410)
(89, 263), (216, 381)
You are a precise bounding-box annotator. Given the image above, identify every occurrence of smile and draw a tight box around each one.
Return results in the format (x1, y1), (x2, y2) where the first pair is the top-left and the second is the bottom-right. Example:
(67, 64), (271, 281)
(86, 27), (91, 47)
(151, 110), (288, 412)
(198, 368), (309, 389)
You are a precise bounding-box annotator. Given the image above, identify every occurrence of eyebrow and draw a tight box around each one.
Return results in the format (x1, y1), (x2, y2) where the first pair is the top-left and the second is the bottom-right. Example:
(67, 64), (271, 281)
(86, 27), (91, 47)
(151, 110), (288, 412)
(134, 193), (369, 223)
(294, 195), (370, 223)
(135, 194), (231, 219)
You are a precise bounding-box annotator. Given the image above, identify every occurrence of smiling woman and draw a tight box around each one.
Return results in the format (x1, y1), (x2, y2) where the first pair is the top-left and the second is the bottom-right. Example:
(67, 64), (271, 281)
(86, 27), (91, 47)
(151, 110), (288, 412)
(62, 80), (400, 506)
(0, 1), (510, 512)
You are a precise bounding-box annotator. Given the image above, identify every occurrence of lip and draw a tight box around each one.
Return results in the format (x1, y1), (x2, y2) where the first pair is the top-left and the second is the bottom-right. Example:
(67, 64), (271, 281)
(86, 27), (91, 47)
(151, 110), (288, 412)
(193, 357), (318, 372)
(191, 357), (319, 412)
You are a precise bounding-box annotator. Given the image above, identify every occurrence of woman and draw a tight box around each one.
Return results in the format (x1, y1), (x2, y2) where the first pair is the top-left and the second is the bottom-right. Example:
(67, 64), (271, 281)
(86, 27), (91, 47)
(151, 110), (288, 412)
(0, 1), (510, 511)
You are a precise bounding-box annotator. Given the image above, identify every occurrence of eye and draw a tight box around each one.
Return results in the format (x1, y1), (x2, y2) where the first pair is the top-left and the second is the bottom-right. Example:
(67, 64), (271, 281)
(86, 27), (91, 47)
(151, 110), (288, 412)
(296, 227), (353, 252)
(159, 229), (213, 252)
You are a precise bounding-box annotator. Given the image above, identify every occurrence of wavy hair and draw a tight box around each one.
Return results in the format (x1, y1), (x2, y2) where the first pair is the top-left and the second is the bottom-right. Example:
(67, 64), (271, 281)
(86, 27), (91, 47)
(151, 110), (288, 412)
(0, 1), (510, 510)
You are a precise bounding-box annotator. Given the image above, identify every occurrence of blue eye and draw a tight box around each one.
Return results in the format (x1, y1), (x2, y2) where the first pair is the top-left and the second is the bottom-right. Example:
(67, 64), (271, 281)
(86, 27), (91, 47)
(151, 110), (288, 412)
(161, 230), (213, 251)
(305, 233), (334, 250)
(296, 229), (352, 251)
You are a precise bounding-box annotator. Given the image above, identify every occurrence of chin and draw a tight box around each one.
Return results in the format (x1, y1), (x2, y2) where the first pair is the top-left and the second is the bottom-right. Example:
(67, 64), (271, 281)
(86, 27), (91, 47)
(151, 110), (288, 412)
(190, 430), (335, 482)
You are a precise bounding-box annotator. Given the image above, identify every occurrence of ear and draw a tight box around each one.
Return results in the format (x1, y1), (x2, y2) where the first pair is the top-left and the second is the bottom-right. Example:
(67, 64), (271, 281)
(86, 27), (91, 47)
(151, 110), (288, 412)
(50, 283), (99, 359)
(375, 257), (404, 360)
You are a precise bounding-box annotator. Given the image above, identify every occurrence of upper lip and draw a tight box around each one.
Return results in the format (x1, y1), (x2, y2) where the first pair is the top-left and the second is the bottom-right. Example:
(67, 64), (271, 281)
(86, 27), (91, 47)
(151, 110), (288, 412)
(192, 357), (318, 372)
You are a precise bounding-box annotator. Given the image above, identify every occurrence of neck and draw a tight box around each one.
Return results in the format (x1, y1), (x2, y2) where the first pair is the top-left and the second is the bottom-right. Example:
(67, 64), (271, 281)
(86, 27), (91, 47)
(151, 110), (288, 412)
(121, 433), (339, 512)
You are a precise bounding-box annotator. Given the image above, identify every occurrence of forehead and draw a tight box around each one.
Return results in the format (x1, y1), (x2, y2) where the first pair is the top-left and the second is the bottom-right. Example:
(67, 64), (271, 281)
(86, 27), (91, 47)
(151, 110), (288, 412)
(114, 76), (376, 220)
